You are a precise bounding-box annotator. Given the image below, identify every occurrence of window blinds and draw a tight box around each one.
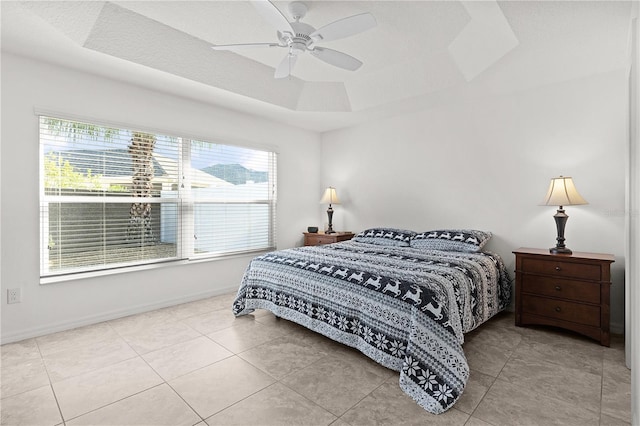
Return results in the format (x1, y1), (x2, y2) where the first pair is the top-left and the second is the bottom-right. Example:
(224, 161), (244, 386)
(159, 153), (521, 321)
(40, 116), (276, 277)
(187, 140), (276, 258)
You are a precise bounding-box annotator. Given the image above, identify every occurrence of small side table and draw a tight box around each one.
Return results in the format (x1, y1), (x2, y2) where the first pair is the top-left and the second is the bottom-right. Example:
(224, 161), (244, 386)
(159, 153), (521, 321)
(303, 232), (354, 246)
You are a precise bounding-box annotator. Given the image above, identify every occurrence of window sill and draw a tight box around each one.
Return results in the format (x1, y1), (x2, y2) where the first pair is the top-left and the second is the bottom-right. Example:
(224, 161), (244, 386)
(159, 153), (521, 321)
(40, 248), (274, 285)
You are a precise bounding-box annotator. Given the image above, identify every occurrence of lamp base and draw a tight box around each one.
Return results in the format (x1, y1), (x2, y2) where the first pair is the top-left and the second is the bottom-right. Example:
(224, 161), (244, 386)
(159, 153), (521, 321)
(326, 205), (335, 234)
(549, 246), (572, 255)
(550, 207), (572, 255)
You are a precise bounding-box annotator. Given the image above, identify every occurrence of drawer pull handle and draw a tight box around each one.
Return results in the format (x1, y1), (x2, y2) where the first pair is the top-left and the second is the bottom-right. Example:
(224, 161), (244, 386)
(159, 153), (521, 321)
(555, 306), (561, 312)
(555, 285), (562, 291)
(555, 266), (562, 272)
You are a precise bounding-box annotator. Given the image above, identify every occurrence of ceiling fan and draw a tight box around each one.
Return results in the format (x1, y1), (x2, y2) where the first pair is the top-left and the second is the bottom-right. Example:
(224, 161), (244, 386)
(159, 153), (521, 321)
(211, 0), (377, 79)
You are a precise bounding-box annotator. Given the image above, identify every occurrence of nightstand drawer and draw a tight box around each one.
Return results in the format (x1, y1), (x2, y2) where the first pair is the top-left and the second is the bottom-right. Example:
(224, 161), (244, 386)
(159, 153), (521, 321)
(521, 295), (600, 327)
(521, 275), (600, 304)
(303, 232), (354, 246)
(307, 235), (336, 245)
(521, 258), (601, 280)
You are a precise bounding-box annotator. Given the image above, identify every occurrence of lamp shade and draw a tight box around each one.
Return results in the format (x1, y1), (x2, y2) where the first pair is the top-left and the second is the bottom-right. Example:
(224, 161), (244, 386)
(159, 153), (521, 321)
(540, 176), (588, 207)
(320, 187), (340, 205)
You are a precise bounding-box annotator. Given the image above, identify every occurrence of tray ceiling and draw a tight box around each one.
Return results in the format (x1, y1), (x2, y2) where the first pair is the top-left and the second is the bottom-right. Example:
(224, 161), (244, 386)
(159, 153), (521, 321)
(1, 1), (633, 132)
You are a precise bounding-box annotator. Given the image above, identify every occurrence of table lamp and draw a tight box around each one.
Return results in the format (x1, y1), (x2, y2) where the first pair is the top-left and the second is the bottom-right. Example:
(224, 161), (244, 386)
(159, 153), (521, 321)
(540, 176), (588, 254)
(320, 187), (340, 234)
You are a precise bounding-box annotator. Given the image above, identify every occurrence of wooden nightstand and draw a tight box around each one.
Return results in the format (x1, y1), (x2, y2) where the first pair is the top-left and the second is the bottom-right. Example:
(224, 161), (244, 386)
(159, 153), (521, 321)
(513, 247), (615, 346)
(303, 232), (354, 246)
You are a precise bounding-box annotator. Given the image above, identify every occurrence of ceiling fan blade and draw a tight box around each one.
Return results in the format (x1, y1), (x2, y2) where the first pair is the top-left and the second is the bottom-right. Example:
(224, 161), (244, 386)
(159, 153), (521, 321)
(274, 53), (298, 79)
(251, 0), (294, 34)
(211, 43), (281, 51)
(309, 47), (363, 71)
(309, 13), (376, 43)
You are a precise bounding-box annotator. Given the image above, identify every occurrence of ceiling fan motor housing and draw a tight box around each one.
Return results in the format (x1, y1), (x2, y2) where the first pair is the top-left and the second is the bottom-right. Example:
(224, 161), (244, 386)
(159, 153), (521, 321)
(280, 21), (315, 54)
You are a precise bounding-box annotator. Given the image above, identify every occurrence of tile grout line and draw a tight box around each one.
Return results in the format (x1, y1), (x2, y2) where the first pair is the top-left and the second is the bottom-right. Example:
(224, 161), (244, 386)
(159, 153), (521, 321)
(162, 375), (208, 424)
(139, 306), (306, 422)
(274, 348), (397, 421)
(276, 379), (346, 424)
(54, 308), (229, 424)
(233, 337), (353, 422)
(195, 379), (281, 423)
(335, 375), (390, 420)
(33, 337), (66, 426)
(472, 326), (611, 424)
(235, 341), (366, 422)
(464, 320), (521, 426)
(61, 382), (168, 424)
(43, 316), (199, 424)
(131, 336), (204, 424)
(4, 300), (629, 425)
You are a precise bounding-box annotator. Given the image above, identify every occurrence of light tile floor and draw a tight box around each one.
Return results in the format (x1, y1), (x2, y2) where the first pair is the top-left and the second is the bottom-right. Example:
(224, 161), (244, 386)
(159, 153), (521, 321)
(0, 292), (631, 426)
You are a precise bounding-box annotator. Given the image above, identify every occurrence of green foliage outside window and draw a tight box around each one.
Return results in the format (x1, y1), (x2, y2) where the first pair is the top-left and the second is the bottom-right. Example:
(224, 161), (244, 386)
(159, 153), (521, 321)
(44, 153), (103, 191)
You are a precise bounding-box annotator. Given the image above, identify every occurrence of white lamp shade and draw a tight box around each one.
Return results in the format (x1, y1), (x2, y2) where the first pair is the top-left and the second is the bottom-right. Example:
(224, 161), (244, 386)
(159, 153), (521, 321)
(320, 187), (340, 204)
(541, 176), (588, 207)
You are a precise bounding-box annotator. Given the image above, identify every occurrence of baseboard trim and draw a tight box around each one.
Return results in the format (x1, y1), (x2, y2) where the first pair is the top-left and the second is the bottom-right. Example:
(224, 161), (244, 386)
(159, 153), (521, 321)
(0, 285), (238, 345)
(2, 290), (625, 345)
(610, 320), (624, 335)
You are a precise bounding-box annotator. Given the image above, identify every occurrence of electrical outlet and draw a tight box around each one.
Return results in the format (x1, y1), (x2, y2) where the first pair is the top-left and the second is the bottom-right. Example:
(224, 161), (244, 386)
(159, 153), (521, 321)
(7, 288), (21, 304)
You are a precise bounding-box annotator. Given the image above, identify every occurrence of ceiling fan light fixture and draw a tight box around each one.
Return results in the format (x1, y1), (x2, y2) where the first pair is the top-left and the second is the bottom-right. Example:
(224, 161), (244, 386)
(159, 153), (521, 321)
(290, 42), (306, 55)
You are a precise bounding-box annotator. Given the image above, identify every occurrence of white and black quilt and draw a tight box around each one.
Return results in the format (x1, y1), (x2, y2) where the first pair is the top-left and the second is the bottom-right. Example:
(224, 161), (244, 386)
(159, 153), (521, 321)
(232, 240), (511, 414)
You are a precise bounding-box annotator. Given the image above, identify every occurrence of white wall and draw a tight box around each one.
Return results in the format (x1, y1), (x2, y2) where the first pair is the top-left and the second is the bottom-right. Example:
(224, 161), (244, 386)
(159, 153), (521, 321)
(0, 53), (321, 343)
(0, 50), (629, 342)
(321, 69), (628, 333)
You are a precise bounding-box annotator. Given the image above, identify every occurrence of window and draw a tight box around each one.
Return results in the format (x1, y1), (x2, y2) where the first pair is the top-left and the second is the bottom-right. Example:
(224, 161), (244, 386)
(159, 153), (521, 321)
(40, 116), (277, 278)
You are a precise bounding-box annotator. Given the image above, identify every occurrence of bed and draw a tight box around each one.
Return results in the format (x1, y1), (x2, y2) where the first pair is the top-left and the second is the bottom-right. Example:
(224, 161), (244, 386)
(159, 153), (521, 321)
(232, 228), (511, 414)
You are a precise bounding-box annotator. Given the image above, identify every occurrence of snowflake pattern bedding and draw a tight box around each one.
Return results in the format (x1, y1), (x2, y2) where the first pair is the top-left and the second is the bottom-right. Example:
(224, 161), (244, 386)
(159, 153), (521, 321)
(232, 240), (511, 413)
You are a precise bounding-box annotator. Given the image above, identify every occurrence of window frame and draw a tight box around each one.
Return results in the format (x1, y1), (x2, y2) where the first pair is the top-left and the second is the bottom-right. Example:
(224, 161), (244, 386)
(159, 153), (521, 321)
(38, 112), (278, 283)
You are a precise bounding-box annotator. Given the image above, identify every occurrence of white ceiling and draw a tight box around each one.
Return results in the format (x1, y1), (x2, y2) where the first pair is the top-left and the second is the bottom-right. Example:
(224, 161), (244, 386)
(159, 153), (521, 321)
(0, 1), (634, 132)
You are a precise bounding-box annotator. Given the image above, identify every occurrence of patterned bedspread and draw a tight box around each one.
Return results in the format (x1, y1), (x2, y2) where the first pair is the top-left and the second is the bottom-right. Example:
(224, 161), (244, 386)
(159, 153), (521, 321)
(232, 241), (511, 413)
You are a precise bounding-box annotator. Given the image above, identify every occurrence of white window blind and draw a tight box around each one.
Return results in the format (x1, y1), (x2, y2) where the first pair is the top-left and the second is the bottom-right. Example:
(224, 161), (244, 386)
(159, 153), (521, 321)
(187, 140), (276, 257)
(40, 116), (277, 278)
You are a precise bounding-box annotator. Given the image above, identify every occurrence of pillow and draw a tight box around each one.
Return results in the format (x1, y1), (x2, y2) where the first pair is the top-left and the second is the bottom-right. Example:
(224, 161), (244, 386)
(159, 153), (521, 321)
(411, 229), (492, 252)
(353, 227), (416, 247)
